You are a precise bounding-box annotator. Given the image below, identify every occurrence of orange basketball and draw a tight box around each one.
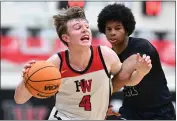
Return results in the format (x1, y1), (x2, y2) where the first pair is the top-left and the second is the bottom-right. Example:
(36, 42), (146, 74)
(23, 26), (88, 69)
(24, 61), (61, 99)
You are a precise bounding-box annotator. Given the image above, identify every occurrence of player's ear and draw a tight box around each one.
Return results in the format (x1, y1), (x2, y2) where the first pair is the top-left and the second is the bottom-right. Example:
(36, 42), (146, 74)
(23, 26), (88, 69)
(62, 34), (70, 43)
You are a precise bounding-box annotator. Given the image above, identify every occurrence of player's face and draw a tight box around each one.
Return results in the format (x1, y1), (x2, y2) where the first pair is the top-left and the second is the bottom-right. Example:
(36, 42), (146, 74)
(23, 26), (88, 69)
(63, 18), (92, 47)
(105, 21), (127, 46)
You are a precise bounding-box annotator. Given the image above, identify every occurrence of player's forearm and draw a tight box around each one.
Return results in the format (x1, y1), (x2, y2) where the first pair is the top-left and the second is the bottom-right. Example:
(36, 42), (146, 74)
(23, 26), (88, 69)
(112, 63), (137, 92)
(125, 70), (145, 86)
(112, 69), (131, 93)
(14, 80), (32, 104)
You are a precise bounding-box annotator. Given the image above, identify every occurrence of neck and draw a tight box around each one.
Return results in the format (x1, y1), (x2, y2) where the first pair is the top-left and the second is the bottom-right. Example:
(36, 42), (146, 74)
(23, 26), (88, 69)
(68, 46), (91, 71)
(112, 36), (129, 55)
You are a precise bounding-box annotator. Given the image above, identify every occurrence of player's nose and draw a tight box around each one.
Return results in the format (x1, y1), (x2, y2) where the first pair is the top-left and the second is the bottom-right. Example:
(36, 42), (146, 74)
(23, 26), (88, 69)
(110, 30), (117, 36)
(81, 26), (88, 33)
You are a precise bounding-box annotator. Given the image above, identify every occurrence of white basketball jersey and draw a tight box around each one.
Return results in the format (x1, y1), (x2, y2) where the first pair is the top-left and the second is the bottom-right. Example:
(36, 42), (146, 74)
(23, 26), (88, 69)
(48, 46), (111, 120)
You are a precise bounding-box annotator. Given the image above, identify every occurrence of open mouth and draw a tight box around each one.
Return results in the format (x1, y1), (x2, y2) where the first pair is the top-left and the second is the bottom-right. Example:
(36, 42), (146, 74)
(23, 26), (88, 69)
(80, 35), (90, 42)
(109, 39), (117, 43)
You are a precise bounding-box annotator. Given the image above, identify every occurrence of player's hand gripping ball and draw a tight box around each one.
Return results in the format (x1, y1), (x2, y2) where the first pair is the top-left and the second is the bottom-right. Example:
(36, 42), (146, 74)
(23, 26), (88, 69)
(23, 61), (61, 99)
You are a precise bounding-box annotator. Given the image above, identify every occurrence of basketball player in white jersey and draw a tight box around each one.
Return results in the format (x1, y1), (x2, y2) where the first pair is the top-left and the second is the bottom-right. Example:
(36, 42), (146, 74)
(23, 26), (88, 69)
(14, 7), (152, 120)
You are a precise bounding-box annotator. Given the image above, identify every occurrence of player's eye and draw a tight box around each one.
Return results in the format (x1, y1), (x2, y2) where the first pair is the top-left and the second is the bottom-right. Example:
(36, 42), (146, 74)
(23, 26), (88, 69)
(115, 27), (121, 30)
(85, 25), (89, 29)
(75, 25), (81, 30)
(106, 28), (111, 31)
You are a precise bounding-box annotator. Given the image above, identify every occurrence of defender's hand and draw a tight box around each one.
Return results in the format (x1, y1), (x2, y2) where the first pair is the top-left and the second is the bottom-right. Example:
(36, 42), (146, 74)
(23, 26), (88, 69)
(135, 53), (152, 76)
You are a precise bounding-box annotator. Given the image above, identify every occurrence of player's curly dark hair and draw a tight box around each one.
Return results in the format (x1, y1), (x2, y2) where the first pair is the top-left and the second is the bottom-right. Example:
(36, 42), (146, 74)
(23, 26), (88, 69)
(97, 3), (136, 36)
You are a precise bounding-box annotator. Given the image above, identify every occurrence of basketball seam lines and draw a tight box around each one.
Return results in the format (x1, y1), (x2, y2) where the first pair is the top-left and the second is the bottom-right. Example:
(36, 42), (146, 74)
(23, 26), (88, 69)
(26, 84), (35, 96)
(25, 66), (32, 88)
(26, 66), (56, 83)
(28, 77), (62, 82)
(25, 65), (59, 95)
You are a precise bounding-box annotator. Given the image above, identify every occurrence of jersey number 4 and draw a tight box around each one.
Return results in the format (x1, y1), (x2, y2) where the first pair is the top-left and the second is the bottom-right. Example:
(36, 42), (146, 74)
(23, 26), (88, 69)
(79, 95), (91, 111)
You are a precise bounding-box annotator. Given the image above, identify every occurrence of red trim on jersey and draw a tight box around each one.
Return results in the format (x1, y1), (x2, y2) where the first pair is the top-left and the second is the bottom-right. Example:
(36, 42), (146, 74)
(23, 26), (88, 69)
(60, 46), (104, 78)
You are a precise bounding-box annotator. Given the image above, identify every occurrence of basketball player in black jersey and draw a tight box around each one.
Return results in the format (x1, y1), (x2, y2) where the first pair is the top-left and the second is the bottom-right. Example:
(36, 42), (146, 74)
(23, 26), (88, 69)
(97, 3), (175, 120)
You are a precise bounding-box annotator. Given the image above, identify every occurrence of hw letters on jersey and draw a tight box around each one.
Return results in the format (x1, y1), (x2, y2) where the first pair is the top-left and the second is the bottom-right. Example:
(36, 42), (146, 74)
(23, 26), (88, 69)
(75, 79), (92, 111)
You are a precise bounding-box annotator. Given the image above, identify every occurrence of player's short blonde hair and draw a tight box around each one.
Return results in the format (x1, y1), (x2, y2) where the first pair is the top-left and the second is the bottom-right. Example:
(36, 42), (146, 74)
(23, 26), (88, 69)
(53, 6), (86, 46)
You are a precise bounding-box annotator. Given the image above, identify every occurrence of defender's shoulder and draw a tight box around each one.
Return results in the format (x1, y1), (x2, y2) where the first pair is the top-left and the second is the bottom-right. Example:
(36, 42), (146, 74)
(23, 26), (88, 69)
(130, 37), (156, 51)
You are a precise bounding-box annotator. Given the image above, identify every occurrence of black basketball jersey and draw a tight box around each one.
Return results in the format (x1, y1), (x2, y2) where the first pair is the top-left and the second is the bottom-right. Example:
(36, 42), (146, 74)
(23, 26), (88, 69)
(116, 37), (172, 109)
